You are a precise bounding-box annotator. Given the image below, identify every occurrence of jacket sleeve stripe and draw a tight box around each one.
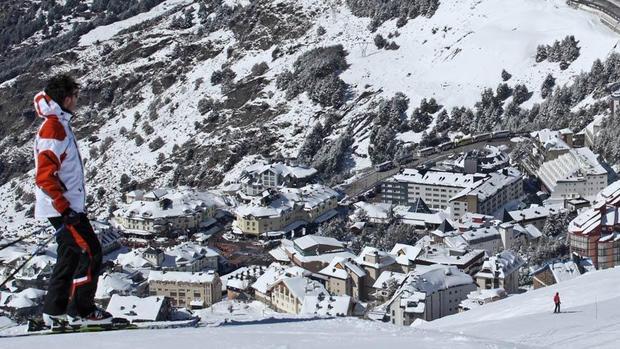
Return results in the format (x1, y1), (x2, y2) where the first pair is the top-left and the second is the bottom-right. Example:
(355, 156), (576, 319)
(35, 150), (70, 214)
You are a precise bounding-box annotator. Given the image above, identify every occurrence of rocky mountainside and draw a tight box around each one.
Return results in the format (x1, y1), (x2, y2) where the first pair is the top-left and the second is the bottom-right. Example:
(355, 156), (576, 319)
(1, 0), (619, 232)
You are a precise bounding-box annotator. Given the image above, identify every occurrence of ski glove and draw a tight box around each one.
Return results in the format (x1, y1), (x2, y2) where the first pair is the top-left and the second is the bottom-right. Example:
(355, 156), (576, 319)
(62, 208), (80, 226)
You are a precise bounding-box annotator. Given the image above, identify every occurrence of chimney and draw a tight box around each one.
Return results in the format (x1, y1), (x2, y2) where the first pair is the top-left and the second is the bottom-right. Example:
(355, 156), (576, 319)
(499, 223), (514, 250)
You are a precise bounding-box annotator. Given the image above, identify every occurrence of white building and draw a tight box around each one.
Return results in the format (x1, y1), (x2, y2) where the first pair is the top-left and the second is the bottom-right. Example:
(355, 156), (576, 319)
(148, 270), (222, 308)
(91, 221), (122, 255)
(239, 162), (317, 196)
(386, 265), (477, 324)
(113, 189), (220, 238)
(95, 272), (146, 303)
(251, 263), (310, 304)
(506, 204), (565, 231)
(581, 116), (605, 148)
(475, 250), (524, 294)
(116, 242), (219, 272)
(530, 128), (573, 161)
(106, 294), (171, 322)
(537, 147), (610, 201)
(444, 223), (515, 255)
(382, 168), (523, 218)
(270, 276), (328, 314)
(458, 288), (507, 312)
(299, 294), (352, 317)
(234, 184), (339, 236)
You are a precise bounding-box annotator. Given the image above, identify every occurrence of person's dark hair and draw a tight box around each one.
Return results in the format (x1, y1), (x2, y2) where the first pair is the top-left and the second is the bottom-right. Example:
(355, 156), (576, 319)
(44, 74), (80, 105)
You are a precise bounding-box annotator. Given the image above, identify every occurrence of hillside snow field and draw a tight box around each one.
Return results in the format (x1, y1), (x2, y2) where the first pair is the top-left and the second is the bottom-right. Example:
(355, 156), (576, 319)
(1, 316), (527, 349)
(416, 267), (620, 348)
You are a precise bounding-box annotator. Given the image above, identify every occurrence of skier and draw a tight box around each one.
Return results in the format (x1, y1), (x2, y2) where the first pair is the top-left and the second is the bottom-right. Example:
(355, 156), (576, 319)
(33, 74), (112, 327)
(553, 292), (561, 313)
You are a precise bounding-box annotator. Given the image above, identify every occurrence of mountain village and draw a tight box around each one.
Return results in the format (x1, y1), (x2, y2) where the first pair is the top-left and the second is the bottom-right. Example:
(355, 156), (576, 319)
(2, 109), (619, 327)
(2, 0), (620, 347)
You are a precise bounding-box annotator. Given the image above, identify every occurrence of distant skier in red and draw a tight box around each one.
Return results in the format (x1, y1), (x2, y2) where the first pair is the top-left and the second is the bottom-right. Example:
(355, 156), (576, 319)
(553, 292), (561, 313)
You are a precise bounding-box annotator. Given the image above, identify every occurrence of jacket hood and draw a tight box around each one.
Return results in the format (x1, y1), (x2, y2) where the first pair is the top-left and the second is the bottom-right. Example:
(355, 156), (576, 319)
(33, 91), (73, 122)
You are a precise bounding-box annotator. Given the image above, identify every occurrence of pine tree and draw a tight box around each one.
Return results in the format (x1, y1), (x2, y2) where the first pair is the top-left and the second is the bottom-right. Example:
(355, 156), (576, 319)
(541, 73), (556, 99)
(501, 69), (512, 81)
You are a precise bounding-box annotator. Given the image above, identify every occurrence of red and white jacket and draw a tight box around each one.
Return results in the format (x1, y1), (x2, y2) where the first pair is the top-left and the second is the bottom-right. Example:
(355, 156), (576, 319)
(33, 91), (86, 218)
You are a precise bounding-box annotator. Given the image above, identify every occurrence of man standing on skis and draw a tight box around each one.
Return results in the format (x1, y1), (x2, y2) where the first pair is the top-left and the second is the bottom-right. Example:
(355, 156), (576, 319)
(33, 74), (112, 327)
(553, 292), (561, 313)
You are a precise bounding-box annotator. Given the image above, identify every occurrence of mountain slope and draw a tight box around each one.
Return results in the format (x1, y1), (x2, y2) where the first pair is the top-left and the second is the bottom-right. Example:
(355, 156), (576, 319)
(0, 316), (530, 349)
(0, 0), (619, 234)
(416, 267), (620, 349)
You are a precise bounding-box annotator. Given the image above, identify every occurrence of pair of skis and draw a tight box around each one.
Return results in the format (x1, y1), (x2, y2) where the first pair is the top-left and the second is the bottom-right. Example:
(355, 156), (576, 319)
(0, 317), (200, 338)
(26, 317), (136, 334)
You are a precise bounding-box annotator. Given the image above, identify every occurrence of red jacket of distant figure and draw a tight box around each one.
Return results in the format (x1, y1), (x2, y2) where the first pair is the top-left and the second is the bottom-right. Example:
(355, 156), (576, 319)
(554, 294), (560, 304)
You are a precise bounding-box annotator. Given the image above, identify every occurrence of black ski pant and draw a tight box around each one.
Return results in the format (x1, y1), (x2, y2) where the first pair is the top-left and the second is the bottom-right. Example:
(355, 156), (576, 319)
(43, 214), (102, 317)
(554, 303), (561, 313)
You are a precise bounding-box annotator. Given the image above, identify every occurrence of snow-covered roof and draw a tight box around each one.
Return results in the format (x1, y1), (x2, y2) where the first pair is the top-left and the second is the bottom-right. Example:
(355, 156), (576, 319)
(114, 188), (221, 220)
(456, 168), (522, 202)
(372, 270), (407, 289)
(116, 242), (218, 269)
(390, 244), (423, 266)
(279, 276), (327, 301)
(415, 243), (485, 267)
(531, 260), (586, 287)
(390, 265), (474, 311)
(530, 129), (570, 151)
(16, 288), (46, 300)
(393, 205), (449, 226)
(548, 261), (582, 283)
(508, 204), (564, 222)
(96, 272), (134, 299)
(453, 145), (510, 172)
(300, 295), (351, 316)
(148, 270), (217, 284)
(538, 148), (608, 194)
(459, 288), (507, 310)
(268, 246), (290, 262)
(456, 212), (496, 230)
(166, 242), (219, 264)
(243, 162), (317, 180)
(390, 169), (486, 188)
(294, 235), (345, 251)
(6, 295), (35, 308)
(353, 202), (392, 221)
(221, 265), (267, 291)
(318, 256), (366, 279)
(236, 184), (337, 218)
(355, 247), (396, 269)
(460, 226), (501, 245)
(106, 294), (166, 322)
(251, 263), (309, 294)
(569, 180), (620, 236)
(0, 245), (28, 264)
(476, 250), (525, 280)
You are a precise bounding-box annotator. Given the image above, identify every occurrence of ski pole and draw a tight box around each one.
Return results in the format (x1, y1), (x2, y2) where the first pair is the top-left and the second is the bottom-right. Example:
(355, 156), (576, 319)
(0, 225), (64, 289)
(0, 228), (45, 252)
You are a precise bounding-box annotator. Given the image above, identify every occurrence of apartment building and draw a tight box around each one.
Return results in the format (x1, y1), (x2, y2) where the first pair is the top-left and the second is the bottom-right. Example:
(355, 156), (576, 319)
(568, 181), (620, 269)
(387, 265), (477, 325)
(537, 147), (610, 201)
(234, 184), (339, 236)
(382, 168), (522, 218)
(148, 270), (222, 309)
(475, 250), (524, 294)
(113, 189), (218, 238)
